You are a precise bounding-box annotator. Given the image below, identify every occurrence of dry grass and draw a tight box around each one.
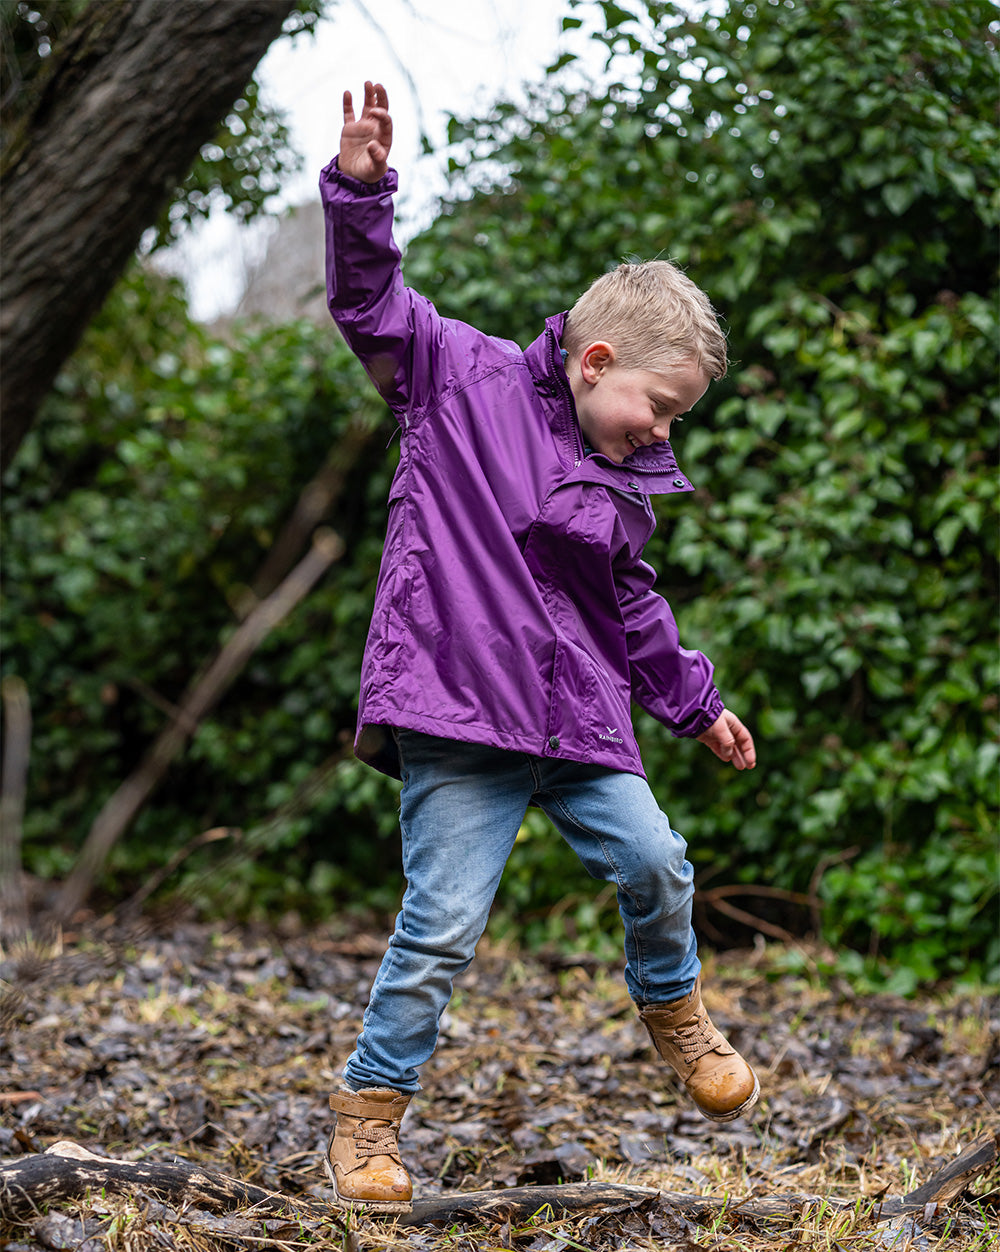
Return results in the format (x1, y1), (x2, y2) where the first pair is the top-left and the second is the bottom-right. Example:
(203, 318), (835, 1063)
(1, 921), (997, 1250)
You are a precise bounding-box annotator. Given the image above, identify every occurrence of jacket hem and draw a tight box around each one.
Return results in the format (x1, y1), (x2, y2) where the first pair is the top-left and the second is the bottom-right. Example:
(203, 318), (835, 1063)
(356, 711), (647, 782)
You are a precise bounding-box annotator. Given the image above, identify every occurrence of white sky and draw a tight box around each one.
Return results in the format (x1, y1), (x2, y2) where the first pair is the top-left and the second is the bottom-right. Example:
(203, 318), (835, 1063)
(167, 0), (576, 320)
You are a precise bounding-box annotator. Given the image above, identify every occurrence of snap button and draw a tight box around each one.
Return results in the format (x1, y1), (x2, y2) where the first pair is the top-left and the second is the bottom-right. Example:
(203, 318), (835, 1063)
(673, 477), (686, 487)
(548, 735), (560, 750)
(627, 481), (640, 490)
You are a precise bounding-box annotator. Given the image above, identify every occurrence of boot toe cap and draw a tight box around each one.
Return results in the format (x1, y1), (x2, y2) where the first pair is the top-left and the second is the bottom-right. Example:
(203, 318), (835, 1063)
(690, 1061), (760, 1121)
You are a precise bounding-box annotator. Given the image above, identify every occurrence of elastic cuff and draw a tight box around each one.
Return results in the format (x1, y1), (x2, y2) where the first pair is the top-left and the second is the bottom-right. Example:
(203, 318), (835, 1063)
(321, 156), (398, 196)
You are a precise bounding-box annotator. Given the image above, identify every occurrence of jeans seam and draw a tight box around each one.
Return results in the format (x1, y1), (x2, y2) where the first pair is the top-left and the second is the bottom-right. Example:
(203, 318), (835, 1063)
(540, 788), (650, 1002)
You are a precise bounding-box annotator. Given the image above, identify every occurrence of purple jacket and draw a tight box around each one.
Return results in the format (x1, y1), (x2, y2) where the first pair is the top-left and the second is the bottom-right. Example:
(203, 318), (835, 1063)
(321, 160), (724, 780)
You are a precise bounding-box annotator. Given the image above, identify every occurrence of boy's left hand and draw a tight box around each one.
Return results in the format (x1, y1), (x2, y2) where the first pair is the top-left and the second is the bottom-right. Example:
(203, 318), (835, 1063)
(697, 709), (756, 770)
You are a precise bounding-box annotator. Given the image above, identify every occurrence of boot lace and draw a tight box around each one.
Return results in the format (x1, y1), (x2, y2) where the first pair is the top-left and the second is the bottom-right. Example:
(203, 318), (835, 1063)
(354, 1120), (400, 1160)
(671, 1013), (719, 1063)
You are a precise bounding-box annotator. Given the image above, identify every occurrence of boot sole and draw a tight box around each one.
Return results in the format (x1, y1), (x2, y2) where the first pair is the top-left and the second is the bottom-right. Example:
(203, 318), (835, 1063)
(697, 1070), (761, 1123)
(323, 1155), (413, 1214)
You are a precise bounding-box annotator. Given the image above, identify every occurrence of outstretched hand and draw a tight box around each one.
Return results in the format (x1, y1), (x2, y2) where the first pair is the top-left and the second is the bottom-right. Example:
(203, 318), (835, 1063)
(339, 80), (393, 184)
(697, 709), (756, 770)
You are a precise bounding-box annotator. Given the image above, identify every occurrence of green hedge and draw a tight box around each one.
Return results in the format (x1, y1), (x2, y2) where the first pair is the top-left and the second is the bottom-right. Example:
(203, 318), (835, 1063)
(401, 0), (999, 987)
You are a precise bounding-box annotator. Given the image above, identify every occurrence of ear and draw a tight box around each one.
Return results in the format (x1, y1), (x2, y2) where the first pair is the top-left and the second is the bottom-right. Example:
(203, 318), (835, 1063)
(579, 341), (616, 384)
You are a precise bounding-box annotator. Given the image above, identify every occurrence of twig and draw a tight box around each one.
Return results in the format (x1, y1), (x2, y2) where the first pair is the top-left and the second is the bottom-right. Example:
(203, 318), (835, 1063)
(117, 826), (237, 917)
(701, 894), (801, 944)
(248, 419), (376, 605)
(125, 677), (201, 736)
(701, 884), (813, 904)
(808, 846), (860, 936)
(142, 745), (353, 910)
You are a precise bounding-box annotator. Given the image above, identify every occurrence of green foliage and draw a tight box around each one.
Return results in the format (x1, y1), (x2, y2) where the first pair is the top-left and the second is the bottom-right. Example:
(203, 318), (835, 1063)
(404, 0), (999, 983)
(148, 79), (298, 249)
(1, 266), (403, 911)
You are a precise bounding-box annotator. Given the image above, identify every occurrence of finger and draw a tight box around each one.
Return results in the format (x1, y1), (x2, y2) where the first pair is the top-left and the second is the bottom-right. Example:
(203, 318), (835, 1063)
(373, 81), (389, 111)
(363, 79), (376, 113)
(735, 725), (756, 769)
(343, 88), (355, 125)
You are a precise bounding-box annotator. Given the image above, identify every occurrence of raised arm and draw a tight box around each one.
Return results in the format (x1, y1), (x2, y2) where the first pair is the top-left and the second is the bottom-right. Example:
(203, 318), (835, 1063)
(320, 80), (511, 417)
(320, 79), (415, 408)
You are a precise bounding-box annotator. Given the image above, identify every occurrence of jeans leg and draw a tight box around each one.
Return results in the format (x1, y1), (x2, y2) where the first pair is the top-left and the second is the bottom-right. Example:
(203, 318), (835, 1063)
(343, 733), (532, 1093)
(534, 762), (700, 1005)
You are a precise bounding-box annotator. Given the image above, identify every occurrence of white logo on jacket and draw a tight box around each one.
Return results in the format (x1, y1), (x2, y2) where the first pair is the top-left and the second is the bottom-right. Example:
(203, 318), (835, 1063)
(598, 726), (624, 744)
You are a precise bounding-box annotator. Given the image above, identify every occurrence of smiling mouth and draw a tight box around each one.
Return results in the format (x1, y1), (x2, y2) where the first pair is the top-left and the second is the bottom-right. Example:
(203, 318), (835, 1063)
(626, 432), (641, 449)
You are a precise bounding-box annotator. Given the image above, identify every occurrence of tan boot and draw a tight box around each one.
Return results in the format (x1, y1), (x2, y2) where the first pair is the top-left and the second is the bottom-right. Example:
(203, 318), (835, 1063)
(325, 1087), (413, 1213)
(639, 977), (760, 1122)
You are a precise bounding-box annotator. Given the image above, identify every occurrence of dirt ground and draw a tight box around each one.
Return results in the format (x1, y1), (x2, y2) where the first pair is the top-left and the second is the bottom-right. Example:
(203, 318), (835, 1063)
(1, 917), (997, 1250)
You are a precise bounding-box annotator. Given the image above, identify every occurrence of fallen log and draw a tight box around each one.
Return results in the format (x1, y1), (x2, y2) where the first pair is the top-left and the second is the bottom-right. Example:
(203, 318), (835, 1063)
(888, 1130), (998, 1214)
(405, 1179), (660, 1226)
(0, 1141), (330, 1225)
(405, 1131), (998, 1226)
(1, 1132), (995, 1232)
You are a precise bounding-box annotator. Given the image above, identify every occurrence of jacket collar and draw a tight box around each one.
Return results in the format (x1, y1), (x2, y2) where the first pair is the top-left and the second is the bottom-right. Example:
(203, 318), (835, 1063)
(524, 314), (697, 497)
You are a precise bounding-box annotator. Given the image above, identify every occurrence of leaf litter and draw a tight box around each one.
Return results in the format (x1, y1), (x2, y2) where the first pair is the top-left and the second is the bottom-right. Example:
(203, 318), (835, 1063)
(0, 916), (997, 1251)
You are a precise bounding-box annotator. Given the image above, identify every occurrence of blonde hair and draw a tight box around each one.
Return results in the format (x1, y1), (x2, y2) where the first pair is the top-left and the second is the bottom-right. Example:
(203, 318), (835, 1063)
(562, 259), (728, 380)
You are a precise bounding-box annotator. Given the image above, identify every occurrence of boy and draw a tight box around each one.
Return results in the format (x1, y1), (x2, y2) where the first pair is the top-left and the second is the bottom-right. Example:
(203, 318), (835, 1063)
(320, 82), (759, 1214)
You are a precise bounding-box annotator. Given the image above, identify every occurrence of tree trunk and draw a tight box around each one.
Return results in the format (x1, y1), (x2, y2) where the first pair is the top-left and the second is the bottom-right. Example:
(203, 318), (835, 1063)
(0, 0), (297, 471)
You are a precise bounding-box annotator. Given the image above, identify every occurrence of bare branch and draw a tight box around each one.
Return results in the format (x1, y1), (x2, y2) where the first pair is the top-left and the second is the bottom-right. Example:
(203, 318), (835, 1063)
(52, 529), (344, 926)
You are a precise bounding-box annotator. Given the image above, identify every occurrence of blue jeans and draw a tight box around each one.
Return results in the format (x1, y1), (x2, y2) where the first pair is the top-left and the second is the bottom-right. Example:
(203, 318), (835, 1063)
(343, 731), (700, 1094)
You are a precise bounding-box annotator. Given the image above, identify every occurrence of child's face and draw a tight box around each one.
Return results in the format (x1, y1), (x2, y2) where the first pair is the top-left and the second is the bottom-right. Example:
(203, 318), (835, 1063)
(570, 346), (709, 464)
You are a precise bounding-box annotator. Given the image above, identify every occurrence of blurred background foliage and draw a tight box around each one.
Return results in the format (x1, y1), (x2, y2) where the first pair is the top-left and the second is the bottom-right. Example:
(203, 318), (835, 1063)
(2, 0), (997, 991)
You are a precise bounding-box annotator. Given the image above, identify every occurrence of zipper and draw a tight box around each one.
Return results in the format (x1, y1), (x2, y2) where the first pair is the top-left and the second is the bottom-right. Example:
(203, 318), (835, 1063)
(548, 331), (584, 467)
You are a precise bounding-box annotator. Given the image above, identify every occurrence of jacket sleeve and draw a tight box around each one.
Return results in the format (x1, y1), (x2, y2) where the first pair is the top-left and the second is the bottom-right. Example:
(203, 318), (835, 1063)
(320, 158), (496, 419)
(320, 159), (418, 412)
(616, 554), (725, 738)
